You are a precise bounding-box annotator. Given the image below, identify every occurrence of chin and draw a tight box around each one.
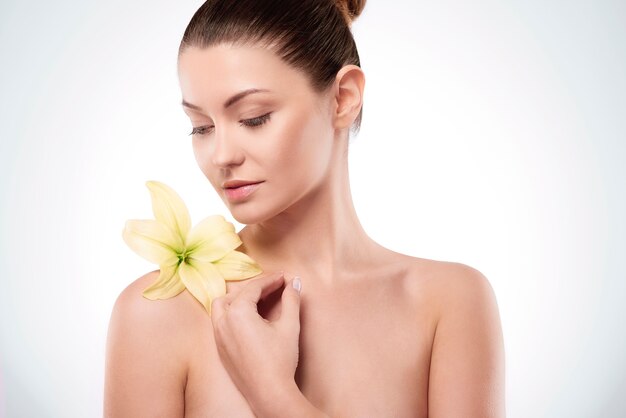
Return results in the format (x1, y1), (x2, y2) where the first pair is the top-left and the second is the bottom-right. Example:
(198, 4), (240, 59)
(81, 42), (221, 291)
(223, 181), (311, 225)
(226, 197), (294, 226)
(226, 203), (272, 225)
(229, 212), (260, 226)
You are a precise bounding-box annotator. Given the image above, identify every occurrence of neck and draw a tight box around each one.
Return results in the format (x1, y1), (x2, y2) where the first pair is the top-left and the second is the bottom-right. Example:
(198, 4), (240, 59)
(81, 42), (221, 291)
(238, 143), (381, 284)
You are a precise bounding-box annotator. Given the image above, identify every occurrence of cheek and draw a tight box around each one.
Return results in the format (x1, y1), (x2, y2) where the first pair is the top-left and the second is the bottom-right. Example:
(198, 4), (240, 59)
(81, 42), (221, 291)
(267, 108), (333, 181)
(294, 121), (333, 186)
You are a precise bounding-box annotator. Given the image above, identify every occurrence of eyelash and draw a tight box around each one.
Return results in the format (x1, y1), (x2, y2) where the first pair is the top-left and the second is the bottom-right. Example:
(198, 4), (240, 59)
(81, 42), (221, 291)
(242, 112), (272, 127)
(189, 125), (214, 136)
(188, 112), (272, 136)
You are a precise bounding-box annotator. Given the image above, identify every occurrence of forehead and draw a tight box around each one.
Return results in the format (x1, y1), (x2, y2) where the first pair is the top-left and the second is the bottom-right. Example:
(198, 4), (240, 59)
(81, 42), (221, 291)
(177, 44), (312, 107)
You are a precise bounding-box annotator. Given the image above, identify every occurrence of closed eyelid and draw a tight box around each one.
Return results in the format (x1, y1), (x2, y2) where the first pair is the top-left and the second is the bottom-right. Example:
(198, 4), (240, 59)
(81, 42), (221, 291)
(189, 125), (214, 136)
(183, 107), (211, 124)
(240, 112), (271, 126)
(189, 112), (271, 136)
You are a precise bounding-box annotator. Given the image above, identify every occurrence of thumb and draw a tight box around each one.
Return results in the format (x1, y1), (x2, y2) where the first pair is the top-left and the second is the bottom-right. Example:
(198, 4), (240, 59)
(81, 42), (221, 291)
(278, 276), (302, 333)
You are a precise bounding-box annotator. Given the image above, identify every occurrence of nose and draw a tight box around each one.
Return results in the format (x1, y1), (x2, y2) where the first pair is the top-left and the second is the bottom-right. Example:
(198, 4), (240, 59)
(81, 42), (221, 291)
(211, 125), (244, 168)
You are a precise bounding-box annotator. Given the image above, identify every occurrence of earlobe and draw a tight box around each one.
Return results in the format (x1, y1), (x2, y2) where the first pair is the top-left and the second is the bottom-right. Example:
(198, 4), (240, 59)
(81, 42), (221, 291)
(333, 65), (365, 130)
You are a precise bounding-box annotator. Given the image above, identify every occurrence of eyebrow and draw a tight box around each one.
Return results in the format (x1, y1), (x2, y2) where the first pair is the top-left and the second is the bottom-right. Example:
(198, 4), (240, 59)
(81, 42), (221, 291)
(181, 88), (270, 112)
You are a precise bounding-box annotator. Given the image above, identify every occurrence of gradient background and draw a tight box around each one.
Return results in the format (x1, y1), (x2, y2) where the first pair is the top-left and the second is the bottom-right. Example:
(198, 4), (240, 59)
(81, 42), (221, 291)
(1, 0), (624, 417)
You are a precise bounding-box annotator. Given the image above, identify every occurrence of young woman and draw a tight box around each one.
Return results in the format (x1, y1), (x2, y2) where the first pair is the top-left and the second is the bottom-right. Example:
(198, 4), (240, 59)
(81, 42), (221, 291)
(104, 0), (506, 416)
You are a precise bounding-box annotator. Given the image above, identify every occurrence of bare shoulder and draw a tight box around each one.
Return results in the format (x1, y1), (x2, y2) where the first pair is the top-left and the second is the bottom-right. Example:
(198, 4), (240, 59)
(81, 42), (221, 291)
(108, 270), (205, 335)
(397, 254), (499, 322)
(399, 256), (506, 417)
(104, 270), (207, 417)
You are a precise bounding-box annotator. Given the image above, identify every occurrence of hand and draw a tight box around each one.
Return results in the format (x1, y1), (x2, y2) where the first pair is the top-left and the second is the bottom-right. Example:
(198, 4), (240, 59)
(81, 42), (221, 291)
(210, 271), (302, 413)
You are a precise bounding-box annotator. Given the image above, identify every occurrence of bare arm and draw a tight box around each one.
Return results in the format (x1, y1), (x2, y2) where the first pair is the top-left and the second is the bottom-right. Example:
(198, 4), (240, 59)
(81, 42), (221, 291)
(103, 272), (188, 417)
(428, 264), (506, 417)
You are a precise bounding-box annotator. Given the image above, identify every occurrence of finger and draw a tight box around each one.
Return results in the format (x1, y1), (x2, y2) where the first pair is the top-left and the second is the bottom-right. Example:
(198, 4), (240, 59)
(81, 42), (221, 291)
(277, 276), (302, 334)
(210, 284), (244, 319)
(233, 271), (286, 306)
(221, 289), (238, 304)
(210, 294), (228, 325)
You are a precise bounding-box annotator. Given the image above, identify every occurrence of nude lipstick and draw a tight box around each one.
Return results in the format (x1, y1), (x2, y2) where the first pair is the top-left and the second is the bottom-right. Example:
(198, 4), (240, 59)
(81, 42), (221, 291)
(222, 180), (263, 202)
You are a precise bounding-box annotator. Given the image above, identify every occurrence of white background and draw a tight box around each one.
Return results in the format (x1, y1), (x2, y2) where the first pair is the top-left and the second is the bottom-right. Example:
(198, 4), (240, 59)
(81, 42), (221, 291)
(1, 0), (624, 416)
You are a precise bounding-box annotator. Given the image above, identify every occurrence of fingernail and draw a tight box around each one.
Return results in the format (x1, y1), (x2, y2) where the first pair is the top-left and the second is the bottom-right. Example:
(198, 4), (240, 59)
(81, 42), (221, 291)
(292, 276), (301, 294)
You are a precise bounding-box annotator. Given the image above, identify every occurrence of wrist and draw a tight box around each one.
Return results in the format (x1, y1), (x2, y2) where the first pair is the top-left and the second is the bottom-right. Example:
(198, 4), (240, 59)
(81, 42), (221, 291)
(252, 380), (329, 418)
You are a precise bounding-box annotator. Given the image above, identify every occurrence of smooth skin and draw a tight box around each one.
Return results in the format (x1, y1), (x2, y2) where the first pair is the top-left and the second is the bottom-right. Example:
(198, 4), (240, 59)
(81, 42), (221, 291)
(104, 43), (506, 417)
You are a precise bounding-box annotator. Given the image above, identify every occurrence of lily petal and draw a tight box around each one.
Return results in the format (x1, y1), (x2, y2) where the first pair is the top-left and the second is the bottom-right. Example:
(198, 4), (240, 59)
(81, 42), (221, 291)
(122, 219), (182, 264)
(186, 215), (235, 247)
(212, 250), (263, 281)
(186, 215), (240, 262)
(188, 231), (243, 263)
(142, 261), (186, 300)
(178, 260), (226, 315)
(146, 181), (191, 239)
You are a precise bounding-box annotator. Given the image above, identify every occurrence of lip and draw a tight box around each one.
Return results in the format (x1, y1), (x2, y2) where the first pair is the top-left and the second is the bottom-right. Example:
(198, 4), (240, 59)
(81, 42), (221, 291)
(222, 179), (263, 189)
(222, 180), (264, 202)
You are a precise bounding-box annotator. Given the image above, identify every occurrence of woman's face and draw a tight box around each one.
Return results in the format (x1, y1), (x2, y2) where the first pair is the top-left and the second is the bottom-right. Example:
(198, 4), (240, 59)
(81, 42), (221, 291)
(177, 44), (337, 225)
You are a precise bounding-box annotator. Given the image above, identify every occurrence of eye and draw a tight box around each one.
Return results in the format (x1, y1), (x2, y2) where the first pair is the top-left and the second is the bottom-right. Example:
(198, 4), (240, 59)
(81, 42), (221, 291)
(188, 125), (214, 136)
(240, 112), (271, 128)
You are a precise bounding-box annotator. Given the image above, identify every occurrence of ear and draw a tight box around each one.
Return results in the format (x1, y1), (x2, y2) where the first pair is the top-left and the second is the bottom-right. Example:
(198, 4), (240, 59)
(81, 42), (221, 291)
(332, 65), (365, 130)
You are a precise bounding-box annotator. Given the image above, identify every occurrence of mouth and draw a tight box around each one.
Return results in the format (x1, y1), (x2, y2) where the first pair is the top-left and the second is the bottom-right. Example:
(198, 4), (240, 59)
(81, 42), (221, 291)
(222, 181), (264, 202)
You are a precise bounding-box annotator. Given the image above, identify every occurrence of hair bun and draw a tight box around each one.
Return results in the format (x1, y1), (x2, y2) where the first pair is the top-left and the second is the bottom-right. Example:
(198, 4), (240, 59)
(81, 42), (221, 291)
(334, 0), (366, 26)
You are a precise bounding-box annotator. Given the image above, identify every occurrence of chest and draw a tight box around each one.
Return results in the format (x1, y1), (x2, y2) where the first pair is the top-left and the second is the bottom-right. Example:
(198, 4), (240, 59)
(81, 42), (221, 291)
(184, 282), (434, 417)
(295, 290), (433, 417)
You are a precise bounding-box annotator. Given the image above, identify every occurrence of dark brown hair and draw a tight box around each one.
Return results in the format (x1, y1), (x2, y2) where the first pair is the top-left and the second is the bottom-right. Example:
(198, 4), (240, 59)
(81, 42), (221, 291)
(178, 0), (366, 133)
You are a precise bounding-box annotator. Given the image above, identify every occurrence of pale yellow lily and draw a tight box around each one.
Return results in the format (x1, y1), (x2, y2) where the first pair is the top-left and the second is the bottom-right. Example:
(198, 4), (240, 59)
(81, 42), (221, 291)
(122, 180), (262, 315)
